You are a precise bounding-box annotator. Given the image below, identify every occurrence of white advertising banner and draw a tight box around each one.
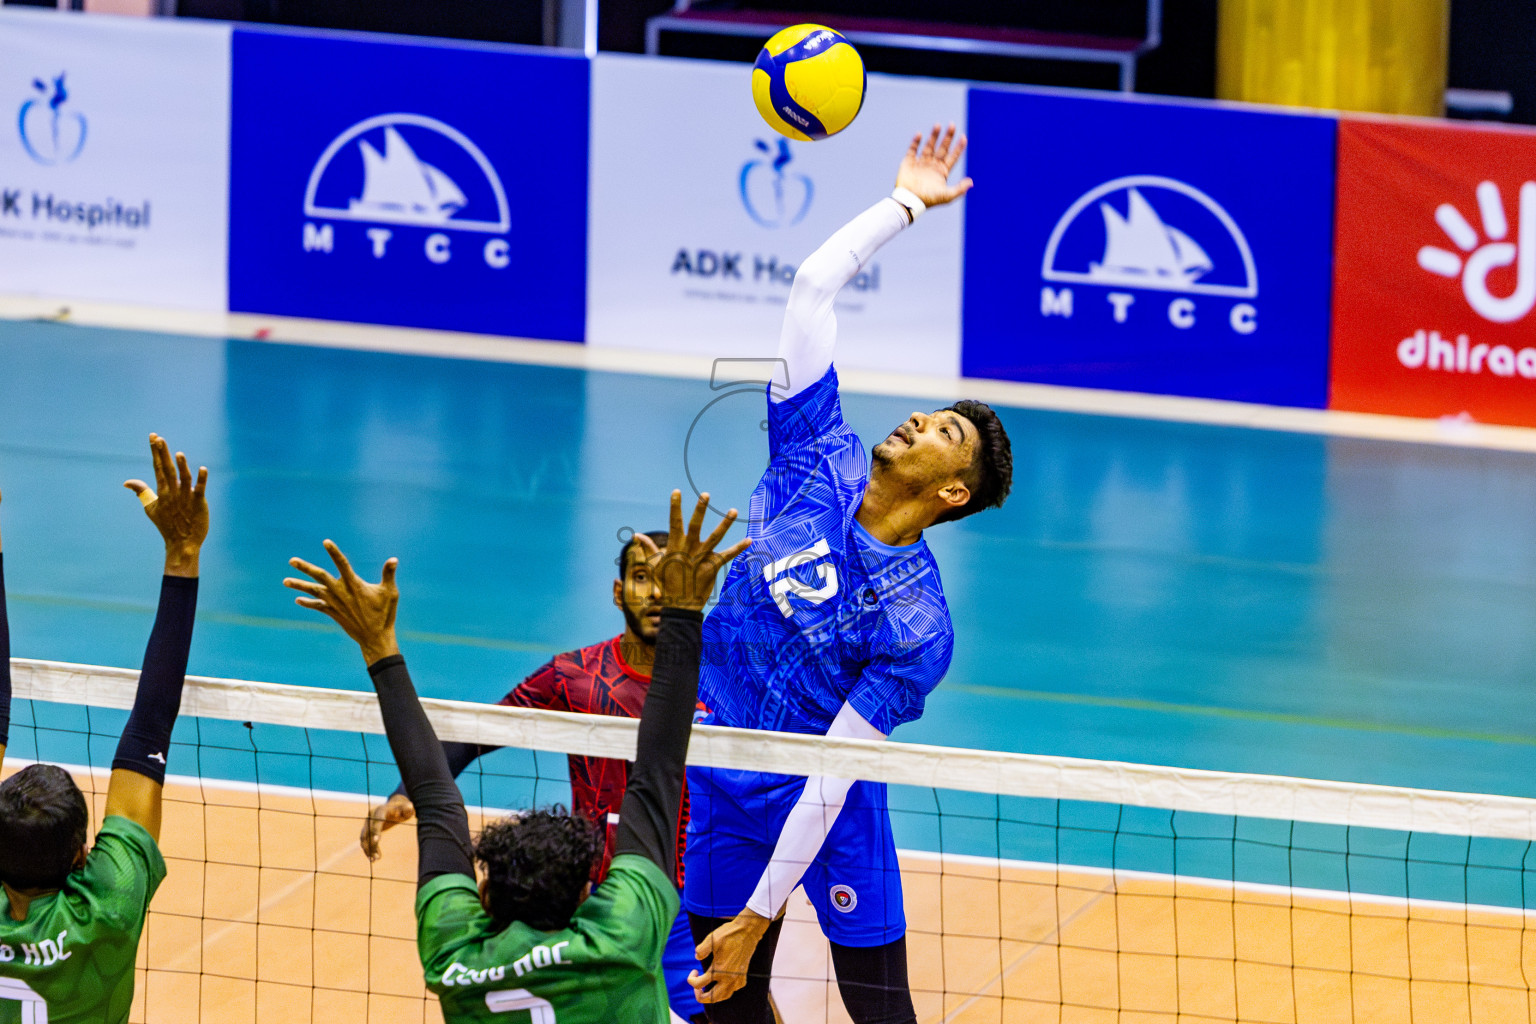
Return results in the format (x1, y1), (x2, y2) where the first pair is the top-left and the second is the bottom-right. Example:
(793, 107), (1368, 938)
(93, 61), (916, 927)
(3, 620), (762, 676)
(588, 53), (966, 378)
(0, 10), (230, 310)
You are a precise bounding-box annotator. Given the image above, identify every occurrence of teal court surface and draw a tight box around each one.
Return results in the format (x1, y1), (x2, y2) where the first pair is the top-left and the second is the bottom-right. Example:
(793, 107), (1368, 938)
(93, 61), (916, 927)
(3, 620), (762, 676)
(4, 317), (1536, 902)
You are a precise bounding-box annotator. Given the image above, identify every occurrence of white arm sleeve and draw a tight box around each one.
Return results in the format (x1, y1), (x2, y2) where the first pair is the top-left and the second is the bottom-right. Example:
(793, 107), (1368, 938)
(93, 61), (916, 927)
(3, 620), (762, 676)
(744, 701), (887, 918)
(774, 196), (911, 403)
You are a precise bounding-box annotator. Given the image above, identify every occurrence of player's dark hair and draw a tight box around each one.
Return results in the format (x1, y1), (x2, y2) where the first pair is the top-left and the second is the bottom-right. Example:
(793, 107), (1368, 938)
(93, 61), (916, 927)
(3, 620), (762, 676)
(617, 530), (669, 577)
(475, 807), (604, 931)
(0, 764), (90, 891)
(934, 400), (1013, 524)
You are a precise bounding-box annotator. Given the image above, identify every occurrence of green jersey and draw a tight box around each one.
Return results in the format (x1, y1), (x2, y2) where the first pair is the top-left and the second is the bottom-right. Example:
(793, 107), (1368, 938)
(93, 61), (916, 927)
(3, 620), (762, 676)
(0, 816), (165, 1024)
(417, 853), (678, 1024)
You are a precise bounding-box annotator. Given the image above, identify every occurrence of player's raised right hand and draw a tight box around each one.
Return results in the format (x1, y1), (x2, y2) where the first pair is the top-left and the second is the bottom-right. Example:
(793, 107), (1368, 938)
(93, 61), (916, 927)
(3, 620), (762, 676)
(124, 433), (209, 578)
(635, 490), (749, 613)
(895, 122), (972, 209)
(360, 792), (416, 861)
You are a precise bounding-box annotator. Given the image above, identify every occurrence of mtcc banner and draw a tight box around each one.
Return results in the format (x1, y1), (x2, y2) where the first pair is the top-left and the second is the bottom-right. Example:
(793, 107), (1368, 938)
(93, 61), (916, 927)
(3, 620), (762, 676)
(228, 27), (589, 341)
(0, 9), (231, 311)
(586, 54), (966, 379)
(961, 88), (1337, 407)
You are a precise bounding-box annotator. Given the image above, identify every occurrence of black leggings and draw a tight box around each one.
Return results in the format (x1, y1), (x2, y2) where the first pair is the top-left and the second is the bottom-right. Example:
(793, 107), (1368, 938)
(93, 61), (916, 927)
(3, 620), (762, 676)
(688, 913), (917, 1024)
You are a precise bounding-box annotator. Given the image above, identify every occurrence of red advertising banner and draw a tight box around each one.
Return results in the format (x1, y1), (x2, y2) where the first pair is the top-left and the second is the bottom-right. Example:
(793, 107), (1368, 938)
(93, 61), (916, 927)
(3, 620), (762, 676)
(1331, 117), (1536, 426)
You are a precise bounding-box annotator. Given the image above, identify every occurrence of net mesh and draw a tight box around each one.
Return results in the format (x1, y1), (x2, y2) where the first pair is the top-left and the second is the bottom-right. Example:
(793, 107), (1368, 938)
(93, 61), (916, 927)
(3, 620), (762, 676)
(7, 657), (1536, 1024)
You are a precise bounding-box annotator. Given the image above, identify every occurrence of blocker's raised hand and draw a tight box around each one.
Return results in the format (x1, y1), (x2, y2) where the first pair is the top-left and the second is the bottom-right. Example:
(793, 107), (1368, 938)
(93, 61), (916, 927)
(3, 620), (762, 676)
(633, 490), (750, 613)
(895, 122), (973, 208)
(124, 433), (209, 578)
(285, 540), (401, 666)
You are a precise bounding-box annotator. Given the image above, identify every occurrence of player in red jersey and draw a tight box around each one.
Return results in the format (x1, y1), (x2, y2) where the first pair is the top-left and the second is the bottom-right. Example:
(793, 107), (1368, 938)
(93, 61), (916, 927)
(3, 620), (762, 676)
(360, 528), (706, 1022)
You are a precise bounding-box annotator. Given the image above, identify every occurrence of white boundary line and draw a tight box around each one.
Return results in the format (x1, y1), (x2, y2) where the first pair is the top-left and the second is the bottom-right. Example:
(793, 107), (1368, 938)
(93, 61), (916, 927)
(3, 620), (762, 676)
(5, 294), (1536, 454)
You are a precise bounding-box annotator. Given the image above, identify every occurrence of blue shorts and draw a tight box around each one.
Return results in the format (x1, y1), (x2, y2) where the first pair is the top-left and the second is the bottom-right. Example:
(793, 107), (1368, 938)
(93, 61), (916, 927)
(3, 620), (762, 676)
(682, 766), (905, 947)
(663, 900), (705, 1021)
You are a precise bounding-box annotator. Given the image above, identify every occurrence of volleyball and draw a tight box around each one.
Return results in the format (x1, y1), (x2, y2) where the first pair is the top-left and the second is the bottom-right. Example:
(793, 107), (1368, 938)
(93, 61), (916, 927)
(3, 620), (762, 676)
(752, 24), (866, 142)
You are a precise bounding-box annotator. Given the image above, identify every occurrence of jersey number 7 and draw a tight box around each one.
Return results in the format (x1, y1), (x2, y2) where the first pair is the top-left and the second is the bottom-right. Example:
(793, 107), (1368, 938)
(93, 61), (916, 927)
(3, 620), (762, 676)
(485, 988), (556, 1022)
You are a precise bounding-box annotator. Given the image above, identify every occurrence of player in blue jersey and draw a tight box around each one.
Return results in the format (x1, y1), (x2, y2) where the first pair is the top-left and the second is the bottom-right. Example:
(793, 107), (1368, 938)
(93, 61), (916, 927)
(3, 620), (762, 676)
(683, 125), (1014, 1024)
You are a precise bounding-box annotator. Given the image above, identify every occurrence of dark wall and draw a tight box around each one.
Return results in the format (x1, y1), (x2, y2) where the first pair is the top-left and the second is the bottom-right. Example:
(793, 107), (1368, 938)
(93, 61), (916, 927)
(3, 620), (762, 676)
(1448, 0), (1536, 124)
(177, 0), (547, 46)
(622, 0), (1218, 99)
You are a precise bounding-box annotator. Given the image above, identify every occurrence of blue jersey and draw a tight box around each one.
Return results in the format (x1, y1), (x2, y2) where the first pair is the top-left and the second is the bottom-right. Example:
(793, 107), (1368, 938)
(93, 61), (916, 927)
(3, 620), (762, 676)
(698, 366), (953, 738)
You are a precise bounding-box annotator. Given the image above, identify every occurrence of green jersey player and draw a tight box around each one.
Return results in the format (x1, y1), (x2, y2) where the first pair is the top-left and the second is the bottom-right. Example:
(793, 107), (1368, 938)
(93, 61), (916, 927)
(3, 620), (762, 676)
(0, 434), (209, 1024)
(286, 489), (747, 1023)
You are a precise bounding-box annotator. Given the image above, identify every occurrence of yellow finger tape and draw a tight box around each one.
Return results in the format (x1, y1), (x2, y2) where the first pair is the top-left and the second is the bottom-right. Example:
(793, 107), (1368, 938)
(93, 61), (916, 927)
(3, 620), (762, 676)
(137, 491), (156, 508)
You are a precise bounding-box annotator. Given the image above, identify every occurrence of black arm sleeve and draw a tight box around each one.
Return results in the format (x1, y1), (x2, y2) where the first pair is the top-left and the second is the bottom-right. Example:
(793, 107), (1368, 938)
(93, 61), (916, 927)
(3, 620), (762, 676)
(614, 607), (702, 878)
(389, 739), (499, 801)
(0, 553), (10, 749)
(367, 654), (476, 886)
(112, 575), (198, 784)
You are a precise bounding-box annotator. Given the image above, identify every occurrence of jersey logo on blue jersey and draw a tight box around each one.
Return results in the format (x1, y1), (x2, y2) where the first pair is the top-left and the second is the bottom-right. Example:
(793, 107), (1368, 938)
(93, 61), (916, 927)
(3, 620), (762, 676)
(761, 539), (839, 617)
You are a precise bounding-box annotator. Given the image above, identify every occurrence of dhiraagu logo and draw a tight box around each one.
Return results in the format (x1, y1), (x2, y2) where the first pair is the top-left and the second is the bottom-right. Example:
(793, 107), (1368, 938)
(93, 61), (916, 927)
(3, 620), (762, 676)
(19, 72), (86, 166)
(1417, 181), (1536, 324)
(740, 137), (812, 228)
(301, 113), (512, 269)
(1038, 175), (1259, 336)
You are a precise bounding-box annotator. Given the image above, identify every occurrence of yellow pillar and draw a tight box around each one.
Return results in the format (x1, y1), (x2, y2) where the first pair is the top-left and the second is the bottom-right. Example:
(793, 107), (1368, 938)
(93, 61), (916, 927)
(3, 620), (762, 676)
(1217, 0), (1450, 116)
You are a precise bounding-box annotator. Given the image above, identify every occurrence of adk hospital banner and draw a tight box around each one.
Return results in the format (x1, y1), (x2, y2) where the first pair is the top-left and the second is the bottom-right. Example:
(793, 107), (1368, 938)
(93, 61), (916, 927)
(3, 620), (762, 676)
(0, 9), (231, 311)
(585, 54), (967, 380)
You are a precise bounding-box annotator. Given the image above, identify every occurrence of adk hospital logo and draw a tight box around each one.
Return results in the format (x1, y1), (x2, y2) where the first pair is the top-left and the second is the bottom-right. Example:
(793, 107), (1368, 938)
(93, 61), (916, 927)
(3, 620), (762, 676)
(5, 71), (151, 237)
(670, 137), (879, 295)
(1037, 175), (1259, 336)
(300, 113), (513, 269)
(739, 137), (811, 229)
(19, 72), (86, 166)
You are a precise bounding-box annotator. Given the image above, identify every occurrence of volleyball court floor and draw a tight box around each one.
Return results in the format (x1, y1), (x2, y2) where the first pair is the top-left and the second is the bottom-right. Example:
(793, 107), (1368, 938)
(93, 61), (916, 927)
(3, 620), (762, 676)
(5, 318), (1536, 1022)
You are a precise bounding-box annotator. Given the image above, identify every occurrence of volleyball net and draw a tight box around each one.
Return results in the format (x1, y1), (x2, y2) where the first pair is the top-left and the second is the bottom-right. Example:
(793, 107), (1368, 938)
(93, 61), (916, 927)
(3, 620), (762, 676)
(7, 658), (1536, 1024)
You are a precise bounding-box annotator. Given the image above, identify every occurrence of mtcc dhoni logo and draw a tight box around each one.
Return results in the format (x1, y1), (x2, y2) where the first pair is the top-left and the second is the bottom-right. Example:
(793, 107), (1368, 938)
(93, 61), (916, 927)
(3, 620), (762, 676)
(1416, 180), (1536, 325)
(740, 137), (812, 229)
(301, 113), (513, 269)
(19, 72), (86, 166)
(1038, 175), (1259, 335)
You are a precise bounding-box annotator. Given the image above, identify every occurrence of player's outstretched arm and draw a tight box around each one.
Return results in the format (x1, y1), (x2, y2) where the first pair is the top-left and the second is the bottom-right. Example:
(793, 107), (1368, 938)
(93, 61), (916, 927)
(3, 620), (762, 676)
(286, 543), (476, 886)
(612, 491), (748, 877)
(363, 738), (498, 860)
(1, 487), (10, 772)
(104, 434), (208, 841)
(775, 123), (971, 404)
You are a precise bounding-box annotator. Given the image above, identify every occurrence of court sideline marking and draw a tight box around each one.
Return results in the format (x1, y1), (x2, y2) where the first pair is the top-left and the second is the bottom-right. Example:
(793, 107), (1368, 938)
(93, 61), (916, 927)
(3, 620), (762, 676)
(5, 295), (1536, 455)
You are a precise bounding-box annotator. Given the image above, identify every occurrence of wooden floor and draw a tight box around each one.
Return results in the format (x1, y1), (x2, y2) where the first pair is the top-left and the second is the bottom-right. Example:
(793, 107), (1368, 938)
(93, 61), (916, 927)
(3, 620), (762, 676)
(3, 771), (1515, 1024)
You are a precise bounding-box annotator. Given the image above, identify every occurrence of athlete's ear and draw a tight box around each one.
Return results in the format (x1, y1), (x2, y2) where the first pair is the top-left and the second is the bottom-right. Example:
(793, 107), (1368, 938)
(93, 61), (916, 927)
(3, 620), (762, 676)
(937, 479), (970, 511)
(73, 845), (87, 870)
(613, 578), (623, 609)
(578, 881), (592, 905)
(478, 874), (491, 912)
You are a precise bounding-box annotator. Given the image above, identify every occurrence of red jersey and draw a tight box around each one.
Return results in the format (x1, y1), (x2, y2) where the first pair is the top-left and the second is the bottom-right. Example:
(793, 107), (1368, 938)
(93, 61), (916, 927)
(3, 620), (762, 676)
(501, 635), (688, 885)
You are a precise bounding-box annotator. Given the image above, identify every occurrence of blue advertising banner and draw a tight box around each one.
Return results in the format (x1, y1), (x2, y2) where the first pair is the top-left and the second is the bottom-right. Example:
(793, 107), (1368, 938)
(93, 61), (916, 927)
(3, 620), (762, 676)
(229, 27), (588, 341)
(962, 89), (1337, 407)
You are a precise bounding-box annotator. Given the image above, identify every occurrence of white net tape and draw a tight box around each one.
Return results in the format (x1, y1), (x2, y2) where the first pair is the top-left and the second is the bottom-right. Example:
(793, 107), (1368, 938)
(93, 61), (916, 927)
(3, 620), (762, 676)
(14, 657), (1536, 842)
